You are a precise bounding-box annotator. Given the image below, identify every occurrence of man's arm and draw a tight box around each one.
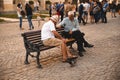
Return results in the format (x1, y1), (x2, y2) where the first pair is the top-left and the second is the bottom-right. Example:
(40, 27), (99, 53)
(52, 30), (66, 43)
(52, 30), (63, 39)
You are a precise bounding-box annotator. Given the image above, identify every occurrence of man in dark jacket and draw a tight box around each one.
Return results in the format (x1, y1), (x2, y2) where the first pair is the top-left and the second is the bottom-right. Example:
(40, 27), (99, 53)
(25, 3), (34, 30)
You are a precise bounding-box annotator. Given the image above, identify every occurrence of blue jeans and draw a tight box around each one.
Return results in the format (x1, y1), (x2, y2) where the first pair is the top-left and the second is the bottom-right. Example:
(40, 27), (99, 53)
(27, 15), (34, 29)
(19, 17), (22, 28)
(102, 11), (107, 23)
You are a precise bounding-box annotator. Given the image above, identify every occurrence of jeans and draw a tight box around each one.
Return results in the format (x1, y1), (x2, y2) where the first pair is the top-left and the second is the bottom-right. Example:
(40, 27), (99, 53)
(27, 15), (34, 29)
(78, 13), (85, 23)
(19, 17), (22, 28)
(94, 13), (99, 23)
(102, 11), (107, 23)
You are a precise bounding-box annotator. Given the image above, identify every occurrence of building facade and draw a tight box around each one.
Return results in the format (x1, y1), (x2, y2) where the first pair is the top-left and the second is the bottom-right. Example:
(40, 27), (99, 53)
(0, 0), (120, 14)
(0, 0), (66, 13)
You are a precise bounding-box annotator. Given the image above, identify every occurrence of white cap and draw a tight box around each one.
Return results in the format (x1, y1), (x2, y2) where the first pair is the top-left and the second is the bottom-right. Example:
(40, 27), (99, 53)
(68, 11), (74, 16)
(50, 15), (59, 23)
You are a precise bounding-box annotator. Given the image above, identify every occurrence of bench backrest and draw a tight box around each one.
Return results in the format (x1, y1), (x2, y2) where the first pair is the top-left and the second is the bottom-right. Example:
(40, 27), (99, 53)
(21, 27), (64, 49)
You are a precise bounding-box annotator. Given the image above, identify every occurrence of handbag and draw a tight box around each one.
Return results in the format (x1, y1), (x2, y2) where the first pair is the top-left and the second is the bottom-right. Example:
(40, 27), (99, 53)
(20, 10), (25, 16)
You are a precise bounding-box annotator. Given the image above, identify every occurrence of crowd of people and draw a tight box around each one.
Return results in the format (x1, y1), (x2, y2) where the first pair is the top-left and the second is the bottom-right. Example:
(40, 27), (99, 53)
(48, 0), (119, 24)
(16, 0), (120, 30)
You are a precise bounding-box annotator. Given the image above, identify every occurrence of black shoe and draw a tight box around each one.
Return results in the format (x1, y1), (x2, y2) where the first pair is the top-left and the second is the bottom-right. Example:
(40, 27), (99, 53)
(62, 58), (75, 67)
(78, 52), (84, 57)
(83, 22), (86, 25)
(84, 44), (94, 48)
(79, 48), (86, 52)
(32, 27), (34, 29)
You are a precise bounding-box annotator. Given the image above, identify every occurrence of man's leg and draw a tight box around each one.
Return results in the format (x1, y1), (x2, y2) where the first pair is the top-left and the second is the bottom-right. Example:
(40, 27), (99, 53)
(72, 31), (84, 56)
(61, 41), (68, 61)
(73, 31), (94, 49)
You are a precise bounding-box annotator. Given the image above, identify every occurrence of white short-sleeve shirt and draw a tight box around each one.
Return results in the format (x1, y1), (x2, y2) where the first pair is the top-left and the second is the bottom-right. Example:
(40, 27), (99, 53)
(17, 7), (22, 17)
(41, 20), (56, 40)
(83, 3), (90, 12)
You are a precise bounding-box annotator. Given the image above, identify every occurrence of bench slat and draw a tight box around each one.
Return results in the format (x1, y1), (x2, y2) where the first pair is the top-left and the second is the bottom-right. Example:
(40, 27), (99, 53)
(27, 37), (41, 42)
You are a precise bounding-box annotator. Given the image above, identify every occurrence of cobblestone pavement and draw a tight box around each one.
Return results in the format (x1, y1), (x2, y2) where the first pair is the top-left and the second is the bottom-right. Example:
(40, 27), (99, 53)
(0, 13), (120, 80)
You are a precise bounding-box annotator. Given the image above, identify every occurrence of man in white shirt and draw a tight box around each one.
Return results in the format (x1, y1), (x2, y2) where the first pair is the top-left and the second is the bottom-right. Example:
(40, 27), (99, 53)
(41, 15), (77, 63)
(83, 1), (90, 23)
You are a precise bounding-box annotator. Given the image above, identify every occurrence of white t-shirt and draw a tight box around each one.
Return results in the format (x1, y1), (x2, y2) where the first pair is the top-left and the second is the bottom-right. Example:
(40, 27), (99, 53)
(83, 3), (90, 12)
(41, 20), (56, 40)
(17, 7), (22, 17)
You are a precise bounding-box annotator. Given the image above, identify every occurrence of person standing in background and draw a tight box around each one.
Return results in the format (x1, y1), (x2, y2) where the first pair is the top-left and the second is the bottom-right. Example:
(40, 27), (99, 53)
(17, 2), (24, 30)
(34, 1), (39, 12)
(83, 1), (90, 23)
(102, 0), (109, 23)
(59, 2), (64, 21)
(110, 1), (117, 18)
(25, 3), (34, 30)
(78, 1), (86, 25)
(64, 2), (72, 17)
(49, 3), (52, 17)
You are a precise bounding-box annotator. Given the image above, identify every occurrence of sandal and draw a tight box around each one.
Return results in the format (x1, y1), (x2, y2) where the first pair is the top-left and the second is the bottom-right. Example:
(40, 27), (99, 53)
(62, 58), (72, 63)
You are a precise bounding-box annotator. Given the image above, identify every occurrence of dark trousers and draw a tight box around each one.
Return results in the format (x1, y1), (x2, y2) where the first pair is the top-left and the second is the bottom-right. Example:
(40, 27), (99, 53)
(19, 17), (22, 28)
(94, 13), (99, 23)
(78, 13), (85, 23)
(102, 11), (107, 23)
(63, 30), (88, 51)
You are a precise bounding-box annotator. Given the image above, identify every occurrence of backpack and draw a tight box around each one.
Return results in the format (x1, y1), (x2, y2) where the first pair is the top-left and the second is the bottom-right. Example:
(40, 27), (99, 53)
(93, 5), (100, 14)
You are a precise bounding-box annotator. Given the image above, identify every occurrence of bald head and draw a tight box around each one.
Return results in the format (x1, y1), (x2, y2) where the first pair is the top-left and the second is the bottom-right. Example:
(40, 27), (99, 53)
(68, 11), (74, 21)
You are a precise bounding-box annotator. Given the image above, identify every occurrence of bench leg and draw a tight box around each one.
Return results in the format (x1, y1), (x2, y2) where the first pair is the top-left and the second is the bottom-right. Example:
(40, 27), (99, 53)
(36, 51), (42, 68)
(24, 51), (30, 64)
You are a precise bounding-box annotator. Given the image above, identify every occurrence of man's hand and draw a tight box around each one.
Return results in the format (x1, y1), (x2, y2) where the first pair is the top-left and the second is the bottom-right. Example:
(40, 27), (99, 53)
(61, 38), (66, 43)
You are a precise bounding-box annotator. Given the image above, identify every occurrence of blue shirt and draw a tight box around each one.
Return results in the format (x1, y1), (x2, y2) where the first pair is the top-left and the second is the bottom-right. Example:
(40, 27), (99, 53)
(103, 2), (109, 12)
(59, 17), (80, 32)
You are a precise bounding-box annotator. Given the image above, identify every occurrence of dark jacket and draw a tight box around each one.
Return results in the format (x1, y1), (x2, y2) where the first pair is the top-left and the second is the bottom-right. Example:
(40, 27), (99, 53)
(79, 4), (84, 14)
(25, 4), (33, 16)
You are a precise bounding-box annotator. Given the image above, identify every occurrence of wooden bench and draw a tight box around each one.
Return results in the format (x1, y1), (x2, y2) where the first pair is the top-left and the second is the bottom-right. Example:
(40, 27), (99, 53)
(21, 28), (75, 68)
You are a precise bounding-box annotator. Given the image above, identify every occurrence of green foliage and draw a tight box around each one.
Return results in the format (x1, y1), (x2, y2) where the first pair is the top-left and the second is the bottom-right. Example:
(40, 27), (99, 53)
(0, 19), (5, 22)
(0, 14), (18, 18)
(0, 12), (49, 19)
